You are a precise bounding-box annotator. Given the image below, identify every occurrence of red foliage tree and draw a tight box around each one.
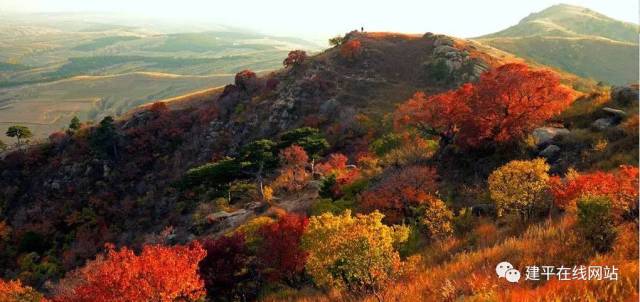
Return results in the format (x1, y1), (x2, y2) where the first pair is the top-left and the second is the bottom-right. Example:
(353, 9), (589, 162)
(54, 243), (206, 302)
(340, 39), (362, 60)
(316, 153), (361, 197)
(257, 213), (309, 284)
(549, 165), (639, 217)
(360, 166), (439, 223)
(198, 233), (254, 300)
(316, 153), (348, 175)
(395, 63), (574, 148)
(283, 50), (308, 68)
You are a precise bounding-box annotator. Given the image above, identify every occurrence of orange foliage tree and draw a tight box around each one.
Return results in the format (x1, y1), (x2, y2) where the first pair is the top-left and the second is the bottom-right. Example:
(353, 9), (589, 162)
(283, 50), (307, 68)
(53, 243), (206, 302)
(272, 145), (311, 192)
(340, 39), (362, 60)
(549, 165), (639, 217)
(395, 63), (574, 148)
(0, 279), (47, 302)
(360, 166), (439, 223)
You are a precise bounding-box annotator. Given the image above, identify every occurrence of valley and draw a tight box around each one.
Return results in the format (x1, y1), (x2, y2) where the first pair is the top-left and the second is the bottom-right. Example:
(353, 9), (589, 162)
(0, 12), (321, 141)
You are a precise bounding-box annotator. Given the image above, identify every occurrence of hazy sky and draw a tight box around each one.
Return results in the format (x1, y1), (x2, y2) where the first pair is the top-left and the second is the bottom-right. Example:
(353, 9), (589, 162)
(1, 0), (637, 39)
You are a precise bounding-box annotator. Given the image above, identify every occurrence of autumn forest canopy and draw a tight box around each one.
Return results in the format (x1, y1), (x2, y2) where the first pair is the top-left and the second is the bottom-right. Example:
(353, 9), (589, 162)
(0, 13), (638, 302)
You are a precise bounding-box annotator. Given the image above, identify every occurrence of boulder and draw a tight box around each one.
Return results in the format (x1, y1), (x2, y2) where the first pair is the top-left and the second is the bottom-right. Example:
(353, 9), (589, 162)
(532, 127), (570, 146)
(592, 117), (616, 130)
(602, 107), (626, 119)
(539, 144), (561, 158)
(610, 85), (638, 104)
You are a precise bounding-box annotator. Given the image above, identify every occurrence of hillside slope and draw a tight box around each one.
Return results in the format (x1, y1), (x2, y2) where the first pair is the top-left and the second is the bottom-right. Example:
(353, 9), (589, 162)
(0, 31), (637, 301)
(476, 4), (639, 85)
(0, 31), (505, 282)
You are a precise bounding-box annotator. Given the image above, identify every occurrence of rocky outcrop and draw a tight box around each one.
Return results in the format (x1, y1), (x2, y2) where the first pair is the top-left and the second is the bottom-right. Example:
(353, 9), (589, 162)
(532, 127), (570, 146)
(591, 107), (627, 131)
(423, 34), (489, 85)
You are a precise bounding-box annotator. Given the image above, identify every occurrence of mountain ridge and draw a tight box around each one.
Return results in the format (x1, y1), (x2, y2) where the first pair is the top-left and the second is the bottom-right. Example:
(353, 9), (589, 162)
(476, 3), (639, 85)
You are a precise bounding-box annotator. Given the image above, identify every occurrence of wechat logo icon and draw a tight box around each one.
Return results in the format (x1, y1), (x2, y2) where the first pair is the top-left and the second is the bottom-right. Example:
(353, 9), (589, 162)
(496, 261), (521, 283)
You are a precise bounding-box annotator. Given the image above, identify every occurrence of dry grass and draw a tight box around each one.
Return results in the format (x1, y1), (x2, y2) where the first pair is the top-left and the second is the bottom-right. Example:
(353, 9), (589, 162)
(265, 216), (638, 301)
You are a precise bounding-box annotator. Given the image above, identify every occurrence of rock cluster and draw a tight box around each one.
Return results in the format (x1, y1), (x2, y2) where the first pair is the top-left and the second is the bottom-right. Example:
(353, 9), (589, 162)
(591, 107), (627, 130)
(422, 34), (489, 85)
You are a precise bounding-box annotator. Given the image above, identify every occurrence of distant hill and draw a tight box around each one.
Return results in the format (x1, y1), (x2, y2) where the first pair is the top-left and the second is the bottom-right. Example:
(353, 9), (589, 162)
(476, 4), (639, 85)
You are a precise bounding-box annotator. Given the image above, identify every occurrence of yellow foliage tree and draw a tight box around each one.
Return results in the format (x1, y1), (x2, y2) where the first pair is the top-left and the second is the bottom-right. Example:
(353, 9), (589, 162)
(420, 197), (454, 239)
(488, 158), (550, 220)
(301, 210), (409, 296)
(233, 216), (275, 247)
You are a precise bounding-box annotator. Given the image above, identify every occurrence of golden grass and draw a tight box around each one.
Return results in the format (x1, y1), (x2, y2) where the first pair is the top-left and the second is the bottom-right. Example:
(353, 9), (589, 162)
(265, 216), (638, 301)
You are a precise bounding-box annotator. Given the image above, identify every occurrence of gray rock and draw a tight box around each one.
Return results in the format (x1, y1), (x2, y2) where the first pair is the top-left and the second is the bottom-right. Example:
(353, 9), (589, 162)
(433, 45), (458, 56)
(224, 209), (251, 228)
(611, 85), (638, 104)
(539, 144), (561, 158)
(592, 118), (616, 130)
(532, 127), (570, 146)
(602, 107), (626, 118)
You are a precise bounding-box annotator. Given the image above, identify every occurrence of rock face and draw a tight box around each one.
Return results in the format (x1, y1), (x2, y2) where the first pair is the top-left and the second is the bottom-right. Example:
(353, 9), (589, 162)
(532, 127), (570, 146)
(539, 144), (561, 158)
(423, 34), (489, 85)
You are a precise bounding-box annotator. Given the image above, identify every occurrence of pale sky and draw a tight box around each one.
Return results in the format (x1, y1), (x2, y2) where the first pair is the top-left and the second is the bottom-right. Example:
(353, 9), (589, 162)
(0, 0), (637, 39)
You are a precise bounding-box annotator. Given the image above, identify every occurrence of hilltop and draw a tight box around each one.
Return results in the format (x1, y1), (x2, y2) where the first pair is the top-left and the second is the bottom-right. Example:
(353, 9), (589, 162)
(476, 4), (639, 85)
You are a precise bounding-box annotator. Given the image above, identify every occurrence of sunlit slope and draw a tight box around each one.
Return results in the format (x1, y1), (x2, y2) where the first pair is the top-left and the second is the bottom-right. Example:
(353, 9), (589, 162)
(476, 4), (639, 85)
